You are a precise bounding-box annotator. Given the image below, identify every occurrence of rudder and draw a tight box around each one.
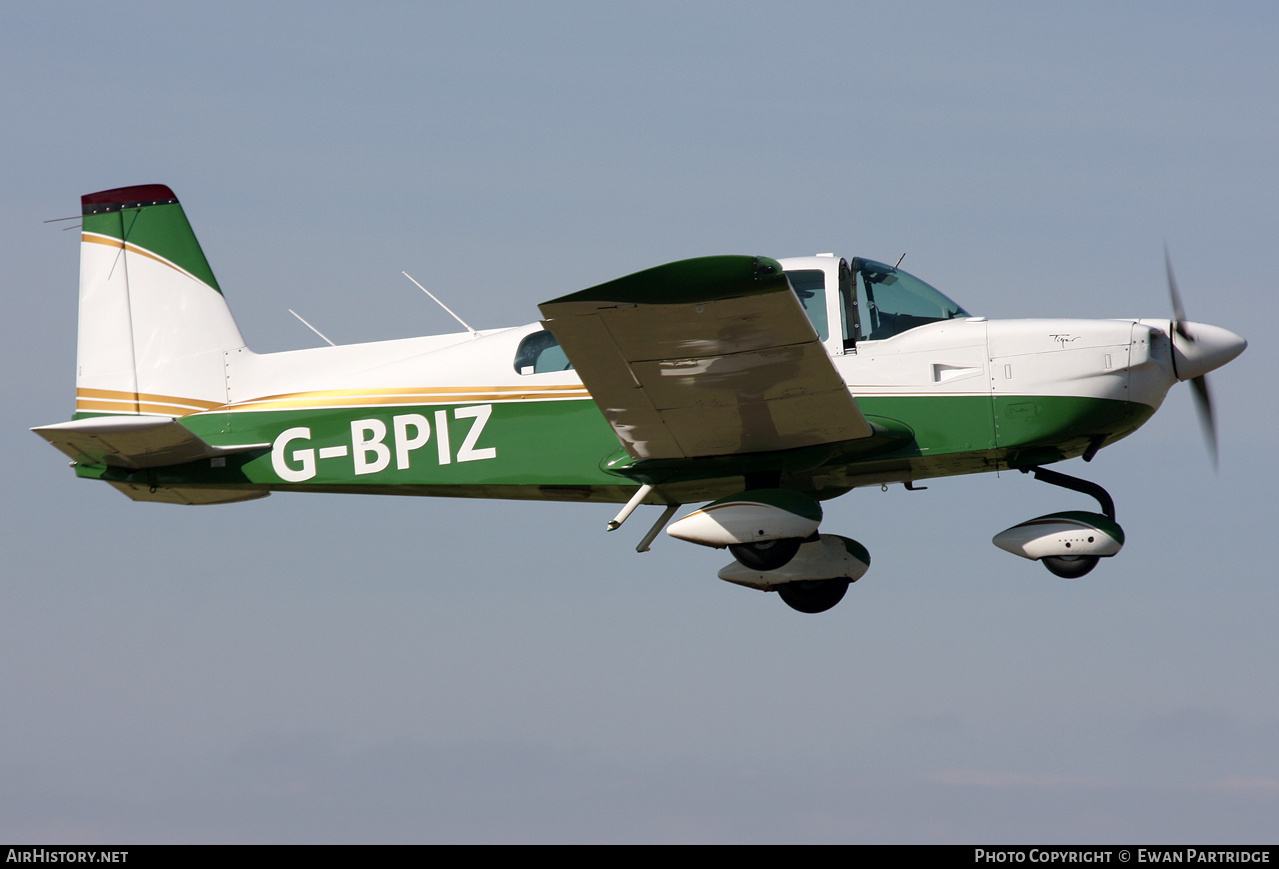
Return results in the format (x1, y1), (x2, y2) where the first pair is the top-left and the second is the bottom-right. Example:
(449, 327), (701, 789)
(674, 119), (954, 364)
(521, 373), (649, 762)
(75, 184), (245, 419)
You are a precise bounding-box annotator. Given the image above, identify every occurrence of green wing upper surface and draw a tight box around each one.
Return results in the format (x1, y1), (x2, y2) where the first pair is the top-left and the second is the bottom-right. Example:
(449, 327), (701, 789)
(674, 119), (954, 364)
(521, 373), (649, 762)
(539, 256), (873, 460)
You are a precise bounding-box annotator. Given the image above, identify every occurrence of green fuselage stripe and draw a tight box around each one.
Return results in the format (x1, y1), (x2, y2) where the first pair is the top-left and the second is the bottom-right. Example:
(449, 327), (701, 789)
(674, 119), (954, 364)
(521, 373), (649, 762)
(74, 393), (1155, 503)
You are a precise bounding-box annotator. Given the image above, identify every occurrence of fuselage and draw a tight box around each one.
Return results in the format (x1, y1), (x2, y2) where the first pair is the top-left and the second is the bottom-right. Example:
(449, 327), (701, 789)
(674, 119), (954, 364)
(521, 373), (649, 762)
(76, 254), (1226, 506)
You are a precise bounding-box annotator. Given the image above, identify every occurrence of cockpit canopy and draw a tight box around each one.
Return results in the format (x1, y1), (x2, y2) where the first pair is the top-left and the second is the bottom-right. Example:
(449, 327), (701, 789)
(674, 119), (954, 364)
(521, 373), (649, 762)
(514, 255), (970, 374)
(786, 256), (970, 351)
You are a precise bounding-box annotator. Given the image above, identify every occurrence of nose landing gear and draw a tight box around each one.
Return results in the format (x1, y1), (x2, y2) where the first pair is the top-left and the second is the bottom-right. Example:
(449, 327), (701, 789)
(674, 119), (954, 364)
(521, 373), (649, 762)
(993, 466), (1124, 578)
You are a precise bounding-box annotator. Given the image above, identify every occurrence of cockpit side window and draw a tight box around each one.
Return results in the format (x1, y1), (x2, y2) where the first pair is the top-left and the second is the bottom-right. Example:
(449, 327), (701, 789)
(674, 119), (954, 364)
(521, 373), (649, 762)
(785, 269), (829, 341)
(514, 329), (573, 374)
(849, 258), (969, 343)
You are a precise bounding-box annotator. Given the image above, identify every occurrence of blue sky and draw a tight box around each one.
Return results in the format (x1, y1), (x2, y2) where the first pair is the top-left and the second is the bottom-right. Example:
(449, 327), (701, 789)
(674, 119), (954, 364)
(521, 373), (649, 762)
(2, 2), (1276, 843)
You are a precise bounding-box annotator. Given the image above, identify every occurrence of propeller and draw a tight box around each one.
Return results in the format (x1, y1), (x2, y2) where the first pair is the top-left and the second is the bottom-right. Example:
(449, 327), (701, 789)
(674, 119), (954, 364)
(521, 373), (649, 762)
(1163, 246), (1246, 469)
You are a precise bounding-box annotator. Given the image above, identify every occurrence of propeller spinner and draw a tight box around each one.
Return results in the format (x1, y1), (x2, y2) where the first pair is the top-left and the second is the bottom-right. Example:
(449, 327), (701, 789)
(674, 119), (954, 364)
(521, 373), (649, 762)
(1164, 247), (1247, 468)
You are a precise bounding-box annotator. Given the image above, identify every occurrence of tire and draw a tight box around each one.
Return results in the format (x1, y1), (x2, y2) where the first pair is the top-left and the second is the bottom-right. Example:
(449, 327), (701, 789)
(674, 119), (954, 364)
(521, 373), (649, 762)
(1042, 554), (1100, 578)
(729, 537), (803, 571)
(777, 579), (850, 614)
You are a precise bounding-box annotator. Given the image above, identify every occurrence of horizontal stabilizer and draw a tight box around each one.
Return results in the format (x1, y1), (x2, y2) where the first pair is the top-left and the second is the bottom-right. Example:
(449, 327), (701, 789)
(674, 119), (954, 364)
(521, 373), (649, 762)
(32, 416), (267, 469)
(106, 482), (269, 505)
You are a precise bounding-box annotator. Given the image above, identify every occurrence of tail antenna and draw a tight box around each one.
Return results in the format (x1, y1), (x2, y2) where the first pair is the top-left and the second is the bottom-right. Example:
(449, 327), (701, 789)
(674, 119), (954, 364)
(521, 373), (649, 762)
(288, 309), (336, 346)
(402, 271), (479, 337)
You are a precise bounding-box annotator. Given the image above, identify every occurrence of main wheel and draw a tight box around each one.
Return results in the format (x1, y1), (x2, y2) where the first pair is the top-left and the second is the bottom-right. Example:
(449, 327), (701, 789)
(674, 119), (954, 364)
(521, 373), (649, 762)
(1041, 554), (1100, 578)
(729, 537), (803, 571)
(777, 579), (850, 614)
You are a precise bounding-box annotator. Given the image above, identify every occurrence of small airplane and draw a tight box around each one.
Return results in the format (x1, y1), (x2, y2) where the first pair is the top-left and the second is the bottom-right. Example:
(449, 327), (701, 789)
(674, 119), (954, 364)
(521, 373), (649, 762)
(35, 184), (1247, 613)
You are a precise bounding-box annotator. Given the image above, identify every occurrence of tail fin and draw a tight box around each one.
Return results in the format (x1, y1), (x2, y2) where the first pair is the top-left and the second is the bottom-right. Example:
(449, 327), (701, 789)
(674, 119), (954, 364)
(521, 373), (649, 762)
(75, 184), (245, 419)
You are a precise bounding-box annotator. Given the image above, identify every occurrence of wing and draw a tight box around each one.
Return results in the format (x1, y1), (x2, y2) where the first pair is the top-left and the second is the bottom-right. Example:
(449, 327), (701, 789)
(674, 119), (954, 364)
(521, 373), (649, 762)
(539, 256), (872, 460)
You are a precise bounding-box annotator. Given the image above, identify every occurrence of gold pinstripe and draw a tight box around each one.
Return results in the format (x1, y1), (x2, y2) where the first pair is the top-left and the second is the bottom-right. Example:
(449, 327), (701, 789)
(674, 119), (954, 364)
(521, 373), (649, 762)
(81, 232), (211, 289)
(75, 388), (223, 417)
(75, 386), (593, 418)
(225, 385), (591, 412)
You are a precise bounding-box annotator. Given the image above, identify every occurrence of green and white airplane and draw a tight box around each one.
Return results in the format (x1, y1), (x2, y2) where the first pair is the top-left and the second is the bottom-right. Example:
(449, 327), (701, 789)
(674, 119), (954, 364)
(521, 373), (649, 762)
(35, 184), (1247, 613)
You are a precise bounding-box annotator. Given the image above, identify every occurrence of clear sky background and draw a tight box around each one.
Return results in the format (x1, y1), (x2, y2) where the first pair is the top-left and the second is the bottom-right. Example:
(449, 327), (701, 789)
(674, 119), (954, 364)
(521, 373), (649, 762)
(1, 2), (1275, 844)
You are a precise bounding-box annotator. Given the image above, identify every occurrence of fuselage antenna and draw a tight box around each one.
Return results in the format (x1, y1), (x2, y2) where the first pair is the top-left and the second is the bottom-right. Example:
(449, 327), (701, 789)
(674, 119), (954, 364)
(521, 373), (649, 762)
(894, 253), (907, 269)
(403, 271), (479, 337)
(288, 309), (337, 347)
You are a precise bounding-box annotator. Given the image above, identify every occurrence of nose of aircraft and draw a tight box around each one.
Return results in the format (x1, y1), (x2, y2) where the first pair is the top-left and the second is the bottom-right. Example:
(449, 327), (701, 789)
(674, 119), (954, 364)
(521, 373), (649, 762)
(1171, 321), (1247, 381)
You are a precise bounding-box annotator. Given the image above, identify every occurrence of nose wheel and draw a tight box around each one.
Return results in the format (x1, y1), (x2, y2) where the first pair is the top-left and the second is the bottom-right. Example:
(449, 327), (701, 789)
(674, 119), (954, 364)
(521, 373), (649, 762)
(1041, 554), (1100, 578)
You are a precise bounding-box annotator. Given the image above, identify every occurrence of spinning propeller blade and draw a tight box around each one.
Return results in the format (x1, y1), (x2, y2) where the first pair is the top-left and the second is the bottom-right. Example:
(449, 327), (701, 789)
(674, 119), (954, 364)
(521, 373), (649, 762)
(1164, 247), (1240, 469)
(1188, 375), (1217, 469)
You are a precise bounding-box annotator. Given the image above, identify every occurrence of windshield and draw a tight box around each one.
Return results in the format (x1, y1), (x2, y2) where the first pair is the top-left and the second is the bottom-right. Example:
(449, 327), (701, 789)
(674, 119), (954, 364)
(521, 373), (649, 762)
(847, 258), (969, 342)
